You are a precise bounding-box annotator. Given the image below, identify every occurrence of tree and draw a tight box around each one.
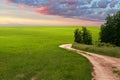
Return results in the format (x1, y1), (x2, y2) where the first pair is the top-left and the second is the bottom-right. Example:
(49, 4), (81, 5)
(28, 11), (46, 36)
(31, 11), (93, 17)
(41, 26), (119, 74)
(82, 27), (92, 45)
(74, 27), (92, 45)
(100, 11), (120, 46)
(74, 28), (82, 43)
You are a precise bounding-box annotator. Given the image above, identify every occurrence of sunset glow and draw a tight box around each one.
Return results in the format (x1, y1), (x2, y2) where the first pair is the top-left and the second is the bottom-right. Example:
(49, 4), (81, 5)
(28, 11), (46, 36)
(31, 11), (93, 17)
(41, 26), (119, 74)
(1, 0), (120, 26)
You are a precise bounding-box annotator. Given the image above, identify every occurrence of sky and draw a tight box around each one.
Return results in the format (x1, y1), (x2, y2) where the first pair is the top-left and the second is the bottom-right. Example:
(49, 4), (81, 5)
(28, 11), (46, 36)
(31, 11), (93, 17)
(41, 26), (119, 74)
(0, 0), (120, 26)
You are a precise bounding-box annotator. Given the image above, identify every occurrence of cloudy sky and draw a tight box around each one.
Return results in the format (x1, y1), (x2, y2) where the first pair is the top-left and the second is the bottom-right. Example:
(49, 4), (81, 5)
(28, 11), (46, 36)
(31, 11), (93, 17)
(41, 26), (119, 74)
(0, 0), (120, 26)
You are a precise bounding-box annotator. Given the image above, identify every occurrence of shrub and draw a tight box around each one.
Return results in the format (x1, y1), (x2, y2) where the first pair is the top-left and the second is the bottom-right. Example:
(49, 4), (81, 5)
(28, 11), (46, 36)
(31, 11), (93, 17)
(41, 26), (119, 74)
(74, 28), (82, 43)
(82, 27), (92, 45)
(74, 27), (92, 45)
(97, 42), (115, 47)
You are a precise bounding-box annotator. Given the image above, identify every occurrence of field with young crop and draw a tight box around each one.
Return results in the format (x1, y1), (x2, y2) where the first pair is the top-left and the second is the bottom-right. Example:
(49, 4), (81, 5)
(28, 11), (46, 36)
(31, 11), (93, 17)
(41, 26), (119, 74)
(0, 27), (100, 80)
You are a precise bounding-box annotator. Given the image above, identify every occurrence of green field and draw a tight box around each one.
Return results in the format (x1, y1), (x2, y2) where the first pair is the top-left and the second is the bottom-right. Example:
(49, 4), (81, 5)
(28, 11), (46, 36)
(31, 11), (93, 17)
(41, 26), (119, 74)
(0, 27), (101, 80)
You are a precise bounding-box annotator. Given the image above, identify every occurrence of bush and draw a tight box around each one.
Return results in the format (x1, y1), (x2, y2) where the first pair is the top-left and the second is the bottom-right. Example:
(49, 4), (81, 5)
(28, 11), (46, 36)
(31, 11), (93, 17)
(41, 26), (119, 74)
(74, 28), (82, 43)
(82, 27), (92, 45)
(74, 27), (92, 45)
(97, 42), (115, 47)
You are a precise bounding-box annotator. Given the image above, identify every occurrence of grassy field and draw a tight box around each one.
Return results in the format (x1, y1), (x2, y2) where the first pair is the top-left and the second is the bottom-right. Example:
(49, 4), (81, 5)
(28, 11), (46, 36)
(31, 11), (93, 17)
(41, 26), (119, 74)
(0, 27), (96, 80)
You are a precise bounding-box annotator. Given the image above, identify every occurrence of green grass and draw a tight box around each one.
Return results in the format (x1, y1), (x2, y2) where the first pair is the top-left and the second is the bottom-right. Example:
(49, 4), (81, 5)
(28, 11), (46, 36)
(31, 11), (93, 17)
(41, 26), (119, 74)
(72, 43), (120, 58)
(0, 27), (94, 80)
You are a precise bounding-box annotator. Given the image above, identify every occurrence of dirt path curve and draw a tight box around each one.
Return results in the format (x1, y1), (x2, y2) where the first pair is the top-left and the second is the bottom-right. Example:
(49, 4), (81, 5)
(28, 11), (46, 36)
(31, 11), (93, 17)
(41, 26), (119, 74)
(59, 44), (120, 80)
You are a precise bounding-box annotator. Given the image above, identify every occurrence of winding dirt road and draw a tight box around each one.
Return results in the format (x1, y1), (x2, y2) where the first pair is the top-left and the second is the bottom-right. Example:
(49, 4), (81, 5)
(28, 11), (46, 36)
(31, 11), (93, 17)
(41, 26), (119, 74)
(59, 44), (120, 80)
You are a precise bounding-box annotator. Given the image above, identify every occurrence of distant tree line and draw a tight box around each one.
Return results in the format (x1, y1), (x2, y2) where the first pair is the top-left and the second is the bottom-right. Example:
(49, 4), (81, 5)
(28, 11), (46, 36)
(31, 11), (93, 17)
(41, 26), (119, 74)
(100, 11), (120, 46)
(74, 11), (120, 47)
(74, 27), (92, 45)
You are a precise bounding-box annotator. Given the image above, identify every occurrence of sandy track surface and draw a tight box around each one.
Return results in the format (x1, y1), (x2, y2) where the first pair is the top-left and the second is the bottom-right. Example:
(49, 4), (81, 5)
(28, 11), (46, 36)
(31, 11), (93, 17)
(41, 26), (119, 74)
(59, 44), (120, 80)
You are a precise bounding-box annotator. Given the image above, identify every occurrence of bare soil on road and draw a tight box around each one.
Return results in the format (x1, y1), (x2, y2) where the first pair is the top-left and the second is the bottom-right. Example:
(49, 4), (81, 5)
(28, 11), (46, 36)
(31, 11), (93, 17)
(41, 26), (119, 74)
(59, 44), (120, 80)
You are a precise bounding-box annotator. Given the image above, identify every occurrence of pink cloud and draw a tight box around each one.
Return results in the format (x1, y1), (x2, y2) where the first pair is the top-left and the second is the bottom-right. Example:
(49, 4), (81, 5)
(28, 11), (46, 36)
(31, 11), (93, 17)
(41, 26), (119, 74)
(36, 6), (51, 15)
(4, 0), (12, 4)
(18, 4), (25, 10)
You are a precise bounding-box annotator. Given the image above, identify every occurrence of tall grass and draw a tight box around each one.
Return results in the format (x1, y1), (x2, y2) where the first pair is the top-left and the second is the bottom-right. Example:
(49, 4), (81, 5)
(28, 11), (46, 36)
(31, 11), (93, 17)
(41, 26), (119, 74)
(72, 43), (120, 58)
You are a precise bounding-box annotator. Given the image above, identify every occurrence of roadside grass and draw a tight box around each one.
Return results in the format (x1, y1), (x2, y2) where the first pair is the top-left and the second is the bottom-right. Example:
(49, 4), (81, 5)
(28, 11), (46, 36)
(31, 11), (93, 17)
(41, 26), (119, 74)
(0, 27), (93, 80)
(72, 43), (120, 58)
(113, 69), (120, 76)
